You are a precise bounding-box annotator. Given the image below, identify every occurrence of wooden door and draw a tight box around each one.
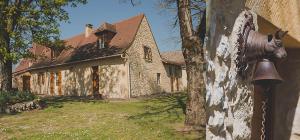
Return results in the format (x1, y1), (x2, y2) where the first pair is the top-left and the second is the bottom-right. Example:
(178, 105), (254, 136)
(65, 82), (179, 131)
(57, 72), (62, 95)
(22, 76), (31, 91)
(92, 66), (99, 95)
(50, 72), (54, 95)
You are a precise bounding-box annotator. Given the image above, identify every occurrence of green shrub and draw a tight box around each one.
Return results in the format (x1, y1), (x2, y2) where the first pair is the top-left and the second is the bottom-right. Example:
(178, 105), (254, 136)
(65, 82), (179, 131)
(0, 91), (36, 107)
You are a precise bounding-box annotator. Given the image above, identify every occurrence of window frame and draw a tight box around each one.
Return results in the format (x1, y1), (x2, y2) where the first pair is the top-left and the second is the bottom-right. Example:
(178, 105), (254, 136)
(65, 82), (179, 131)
(157, 73), (161, 85)
(143, 46), (152, 62)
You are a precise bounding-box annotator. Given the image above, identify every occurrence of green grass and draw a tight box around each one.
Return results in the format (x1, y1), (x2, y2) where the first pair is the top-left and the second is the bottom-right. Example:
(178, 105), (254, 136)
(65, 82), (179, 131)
(0, 93), (204, 140)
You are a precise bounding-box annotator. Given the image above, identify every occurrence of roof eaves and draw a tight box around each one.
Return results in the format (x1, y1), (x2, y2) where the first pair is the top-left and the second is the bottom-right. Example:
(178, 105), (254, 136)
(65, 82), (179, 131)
(13, 54), (122, 75)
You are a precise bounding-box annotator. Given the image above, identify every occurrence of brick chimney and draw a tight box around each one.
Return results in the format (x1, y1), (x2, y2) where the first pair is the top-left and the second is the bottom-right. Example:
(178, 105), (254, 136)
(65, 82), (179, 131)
(85, 24), (93, 38)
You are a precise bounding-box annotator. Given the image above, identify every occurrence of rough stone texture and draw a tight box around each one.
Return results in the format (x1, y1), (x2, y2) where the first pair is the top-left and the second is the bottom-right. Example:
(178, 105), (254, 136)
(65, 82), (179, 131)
(246, 0), (300, 45)
(14, 57), (129, 98)
(1, 99), (44, 114)
(206, 1), (256, 139)
(126, 17), (170, 97)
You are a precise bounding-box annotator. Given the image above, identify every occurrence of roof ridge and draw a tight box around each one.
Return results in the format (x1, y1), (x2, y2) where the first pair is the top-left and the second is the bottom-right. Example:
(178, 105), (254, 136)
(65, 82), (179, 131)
(15, 14), (146, 73)
(112, 13), (145, 25)
(63, 13), (145, 41)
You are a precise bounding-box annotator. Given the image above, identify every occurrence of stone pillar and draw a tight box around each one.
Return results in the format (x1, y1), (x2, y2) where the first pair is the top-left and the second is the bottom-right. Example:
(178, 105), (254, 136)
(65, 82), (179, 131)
(205, 1), (257, 139)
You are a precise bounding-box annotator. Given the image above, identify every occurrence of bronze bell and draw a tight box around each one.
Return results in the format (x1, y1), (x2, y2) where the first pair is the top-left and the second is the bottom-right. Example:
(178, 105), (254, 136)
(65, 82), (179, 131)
(252, 59), (283, 85)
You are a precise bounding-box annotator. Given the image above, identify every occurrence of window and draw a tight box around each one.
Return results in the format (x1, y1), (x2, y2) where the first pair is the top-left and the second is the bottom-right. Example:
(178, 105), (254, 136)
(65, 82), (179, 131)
(143, 46), (152, 62)
(38, 72), (44, 85)
(51, 49), (61, 60)
(97, 34), (108, 49)
(38, 73), (41, 85)
(157, 73), (161, 84)
(42, 73), (45, 84)
(97, 38), (105, 49)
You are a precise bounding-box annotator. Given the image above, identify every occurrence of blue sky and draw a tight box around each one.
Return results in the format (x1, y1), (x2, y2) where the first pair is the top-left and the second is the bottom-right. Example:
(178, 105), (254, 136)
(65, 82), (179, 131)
(59, 0), (181, 52)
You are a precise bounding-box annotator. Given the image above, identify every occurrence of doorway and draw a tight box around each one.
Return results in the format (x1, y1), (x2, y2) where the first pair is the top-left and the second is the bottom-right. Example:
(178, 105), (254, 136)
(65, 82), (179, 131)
(22, 76), (31, 91)
(92, 66), (99, 96)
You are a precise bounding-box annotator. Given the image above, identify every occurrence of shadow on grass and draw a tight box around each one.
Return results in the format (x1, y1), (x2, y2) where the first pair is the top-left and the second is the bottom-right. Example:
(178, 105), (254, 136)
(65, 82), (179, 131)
(0, 112), (20, 118)
(43, 96), (107, 109)
(128, 92), (187, 121)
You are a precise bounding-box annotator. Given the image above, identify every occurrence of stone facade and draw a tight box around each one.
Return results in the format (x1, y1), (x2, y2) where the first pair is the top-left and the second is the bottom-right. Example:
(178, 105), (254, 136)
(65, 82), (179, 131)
(14, 15), (187, 99)
(15, 57), (129, 98)
(246, 0), (300, 44)
(126, 17), (171, 97)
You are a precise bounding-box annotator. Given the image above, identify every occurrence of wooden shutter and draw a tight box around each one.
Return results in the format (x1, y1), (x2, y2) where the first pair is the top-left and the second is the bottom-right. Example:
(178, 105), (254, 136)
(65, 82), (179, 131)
(58, 71), (62, 95)
(50, 72), (54, 95)
(92, 66), (99, 95)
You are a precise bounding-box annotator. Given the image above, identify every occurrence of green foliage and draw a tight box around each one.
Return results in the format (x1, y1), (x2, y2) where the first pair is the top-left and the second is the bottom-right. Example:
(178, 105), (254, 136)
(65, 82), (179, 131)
(0, 0), (87, 63)
(0, 91), (36, 107)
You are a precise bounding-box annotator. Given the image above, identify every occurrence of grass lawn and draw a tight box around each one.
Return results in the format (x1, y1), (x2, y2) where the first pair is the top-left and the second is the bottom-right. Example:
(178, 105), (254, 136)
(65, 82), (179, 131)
(0, 93), (204, 140)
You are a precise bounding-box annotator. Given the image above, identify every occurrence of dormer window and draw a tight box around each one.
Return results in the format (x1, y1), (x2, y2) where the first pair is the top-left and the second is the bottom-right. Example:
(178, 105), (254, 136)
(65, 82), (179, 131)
(51, 49), (61, 60)
(94, 22), (116, 49)
(97, 38), (105, 49)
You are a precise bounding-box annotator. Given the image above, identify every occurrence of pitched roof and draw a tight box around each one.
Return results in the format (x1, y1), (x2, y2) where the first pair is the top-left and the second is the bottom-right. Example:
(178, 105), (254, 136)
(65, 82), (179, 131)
(161, 51), (186, 66)
(14, 14), (144, 74)
(14, 59), (31, 73)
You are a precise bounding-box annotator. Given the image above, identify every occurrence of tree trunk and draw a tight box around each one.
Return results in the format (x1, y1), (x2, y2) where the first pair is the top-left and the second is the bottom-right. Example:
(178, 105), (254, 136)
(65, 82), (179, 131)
(0, 60), (13, 91)
(177, 0), (206, 128)
(0, 31), (13, 91)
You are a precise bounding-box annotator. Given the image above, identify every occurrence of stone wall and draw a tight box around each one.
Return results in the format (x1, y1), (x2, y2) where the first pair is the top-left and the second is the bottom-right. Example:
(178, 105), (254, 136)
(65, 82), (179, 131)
(205, 0), (255, 139)
(126, 17), (170, 97)
(14, 57), (129, 98)
(246, 0), (300, 44)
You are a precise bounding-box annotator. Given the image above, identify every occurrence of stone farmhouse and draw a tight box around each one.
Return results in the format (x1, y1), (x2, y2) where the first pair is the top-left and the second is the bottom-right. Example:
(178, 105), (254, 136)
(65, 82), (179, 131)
(13, 14), (187, 98)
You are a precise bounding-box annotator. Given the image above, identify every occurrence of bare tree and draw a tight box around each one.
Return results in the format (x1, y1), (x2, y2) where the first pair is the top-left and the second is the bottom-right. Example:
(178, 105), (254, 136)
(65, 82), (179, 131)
(176, 0), (206, 129)
(122, 0), (206, 130)
(158, 0), (206, 129)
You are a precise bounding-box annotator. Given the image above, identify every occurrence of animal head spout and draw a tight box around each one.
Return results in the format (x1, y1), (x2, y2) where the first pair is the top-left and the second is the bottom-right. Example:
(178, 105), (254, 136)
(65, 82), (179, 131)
(265, 29), (288, 59)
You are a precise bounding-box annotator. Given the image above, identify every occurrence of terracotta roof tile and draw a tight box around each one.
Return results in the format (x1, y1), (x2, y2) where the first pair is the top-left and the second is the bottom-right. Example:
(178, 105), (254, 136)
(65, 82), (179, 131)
(161, 51), (186, 66)
(15, 14), (144, 73)
(14, 59), (31, 73)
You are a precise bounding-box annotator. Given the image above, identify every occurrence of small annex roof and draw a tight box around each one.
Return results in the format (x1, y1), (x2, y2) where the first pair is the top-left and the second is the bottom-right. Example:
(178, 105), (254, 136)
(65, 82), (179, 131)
(161, 50), (186, 66)
(14, 14), (145, 74)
